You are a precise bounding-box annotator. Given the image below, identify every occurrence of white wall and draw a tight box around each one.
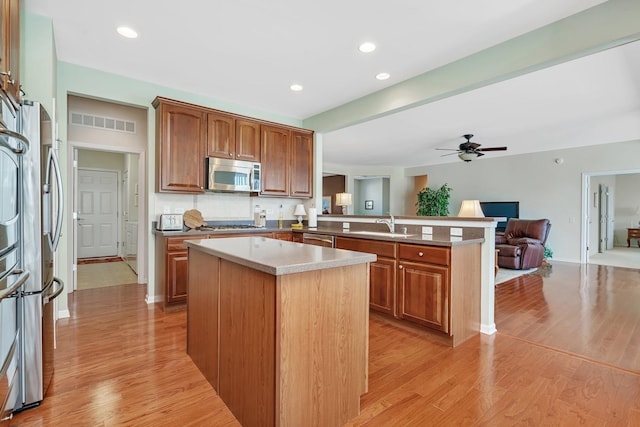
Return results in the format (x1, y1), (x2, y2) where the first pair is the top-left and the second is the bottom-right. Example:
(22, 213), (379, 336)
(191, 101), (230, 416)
(405, 140), (640, 263)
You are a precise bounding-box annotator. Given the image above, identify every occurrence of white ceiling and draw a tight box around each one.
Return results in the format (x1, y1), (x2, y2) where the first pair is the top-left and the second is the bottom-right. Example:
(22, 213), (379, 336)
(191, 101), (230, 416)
(24, 0), (640, 167)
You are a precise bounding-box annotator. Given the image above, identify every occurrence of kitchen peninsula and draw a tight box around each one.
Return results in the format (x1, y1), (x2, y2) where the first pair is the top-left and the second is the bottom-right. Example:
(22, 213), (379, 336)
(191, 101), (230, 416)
(185, 236), (376, 427)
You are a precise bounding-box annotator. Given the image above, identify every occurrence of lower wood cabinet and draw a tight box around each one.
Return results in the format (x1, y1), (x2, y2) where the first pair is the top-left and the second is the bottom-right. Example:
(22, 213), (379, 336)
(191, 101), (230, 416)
(157, 232), (293, 307)
(166, 251), (188, 304)
(335, 237), (481, 346)
(335, 237), (397, 317)
(397, 260), (449, 333)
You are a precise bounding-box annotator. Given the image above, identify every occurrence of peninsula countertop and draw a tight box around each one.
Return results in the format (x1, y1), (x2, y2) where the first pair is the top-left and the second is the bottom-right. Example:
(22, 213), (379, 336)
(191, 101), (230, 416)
(185, 236), (376, 276)
(296, 227), (485, 247)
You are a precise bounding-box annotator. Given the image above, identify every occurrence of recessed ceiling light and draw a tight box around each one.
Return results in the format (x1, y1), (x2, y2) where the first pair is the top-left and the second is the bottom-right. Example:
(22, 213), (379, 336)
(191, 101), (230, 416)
(376, 72), (390, 80)
(358, 42), (376, 53)
(117, 26), (138, 39)
(290, 84), (303, 92)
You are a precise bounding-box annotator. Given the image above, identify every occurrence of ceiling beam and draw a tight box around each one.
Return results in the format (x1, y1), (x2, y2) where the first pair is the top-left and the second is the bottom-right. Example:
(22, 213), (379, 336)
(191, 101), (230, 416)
(303, 0), (640, 133)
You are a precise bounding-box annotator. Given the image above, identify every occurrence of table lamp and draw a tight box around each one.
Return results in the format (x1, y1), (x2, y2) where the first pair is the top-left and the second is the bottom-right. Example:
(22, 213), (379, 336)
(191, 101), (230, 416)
(457, 200), (484, 217)
(292, 204), (307, 229)
(335, 192), (352, 215)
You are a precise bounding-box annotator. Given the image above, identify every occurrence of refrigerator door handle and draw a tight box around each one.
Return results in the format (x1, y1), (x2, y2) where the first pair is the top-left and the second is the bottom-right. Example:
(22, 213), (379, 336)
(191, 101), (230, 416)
(0, 126), (30, 153)
(0, 269), (30, 301)
(44, 147), (64, 252)
(43, 277), (64, 304)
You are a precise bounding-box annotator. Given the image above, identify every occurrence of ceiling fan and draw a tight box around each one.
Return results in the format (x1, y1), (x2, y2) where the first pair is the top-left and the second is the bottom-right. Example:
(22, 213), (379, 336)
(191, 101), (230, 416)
(437, 134), (507, 162)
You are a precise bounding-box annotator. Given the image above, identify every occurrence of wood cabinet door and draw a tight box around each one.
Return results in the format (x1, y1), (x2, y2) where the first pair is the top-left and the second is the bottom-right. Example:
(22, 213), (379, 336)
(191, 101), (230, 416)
(235, 119), (261, 162)
(289, 130), (313, 198)
(260, 125), (290, 196)
(206, 113), (235, 159)
(370, 256), (396, 316)
(156, 103), (206, 193)
(1, 0), (20, 106)
(167, 251), (188, 304)
(398, 261), (449, 333)
(273, 232), (293, 241)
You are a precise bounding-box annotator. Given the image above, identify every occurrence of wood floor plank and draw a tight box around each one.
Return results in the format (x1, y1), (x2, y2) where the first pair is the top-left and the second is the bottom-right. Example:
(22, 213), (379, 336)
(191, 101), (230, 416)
(10, 261), (640, 426)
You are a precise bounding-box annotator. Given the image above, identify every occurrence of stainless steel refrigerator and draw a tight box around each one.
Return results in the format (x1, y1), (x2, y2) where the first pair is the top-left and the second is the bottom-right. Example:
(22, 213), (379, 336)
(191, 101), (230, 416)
(17, 100), (64, 411)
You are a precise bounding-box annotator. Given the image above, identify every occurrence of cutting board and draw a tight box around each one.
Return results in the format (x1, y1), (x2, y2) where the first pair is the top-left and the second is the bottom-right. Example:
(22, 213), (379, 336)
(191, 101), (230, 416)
(183, 209), (206, 229)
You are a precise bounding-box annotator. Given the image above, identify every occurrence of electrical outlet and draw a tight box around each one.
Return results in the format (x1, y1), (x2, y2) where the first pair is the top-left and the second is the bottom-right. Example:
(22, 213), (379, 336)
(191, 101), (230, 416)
(266, 209), (274, 214)
(175, 207), (185, 214)
(422, 226), (433, 235)
(450, 227), (463, 236)
(163, 206), (171, 214)
(342, 222), (350, 230)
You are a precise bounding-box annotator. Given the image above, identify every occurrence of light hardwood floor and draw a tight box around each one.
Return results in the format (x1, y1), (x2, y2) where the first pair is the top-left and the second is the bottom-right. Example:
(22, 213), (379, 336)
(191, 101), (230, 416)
(11, 262), (640, 426)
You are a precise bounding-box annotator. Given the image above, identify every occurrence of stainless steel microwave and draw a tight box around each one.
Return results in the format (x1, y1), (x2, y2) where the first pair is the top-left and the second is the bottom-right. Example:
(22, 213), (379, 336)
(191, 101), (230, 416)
(206, 157), (261, 192)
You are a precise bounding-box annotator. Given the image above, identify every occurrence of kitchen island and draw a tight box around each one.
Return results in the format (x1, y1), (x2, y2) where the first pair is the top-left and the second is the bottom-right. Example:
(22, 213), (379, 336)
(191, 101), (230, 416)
(185, 236), (376, 427)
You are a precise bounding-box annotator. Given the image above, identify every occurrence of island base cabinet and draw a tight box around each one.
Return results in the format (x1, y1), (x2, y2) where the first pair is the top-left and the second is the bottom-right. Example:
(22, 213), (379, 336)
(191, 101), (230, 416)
(186, 249), (219, 387)
(187, 252), (369, 427)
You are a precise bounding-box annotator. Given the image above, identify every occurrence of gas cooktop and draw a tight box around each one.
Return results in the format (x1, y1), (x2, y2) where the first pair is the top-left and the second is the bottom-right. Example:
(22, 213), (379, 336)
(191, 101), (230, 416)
(197, 224), (264, 231)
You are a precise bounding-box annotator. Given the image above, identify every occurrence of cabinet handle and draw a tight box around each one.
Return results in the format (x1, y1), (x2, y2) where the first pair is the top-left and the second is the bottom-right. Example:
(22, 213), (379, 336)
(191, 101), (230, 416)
(229, 153), (234, 157)
(399, 265), (403, 269)
(418, 251), (424, 257)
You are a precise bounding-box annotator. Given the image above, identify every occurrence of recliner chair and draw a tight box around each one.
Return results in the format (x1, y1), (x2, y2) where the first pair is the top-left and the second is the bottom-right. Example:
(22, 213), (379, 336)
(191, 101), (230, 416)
(496, 219), (551, 270)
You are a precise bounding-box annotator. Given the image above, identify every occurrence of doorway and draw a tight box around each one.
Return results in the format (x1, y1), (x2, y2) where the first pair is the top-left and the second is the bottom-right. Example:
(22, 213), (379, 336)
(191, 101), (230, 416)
(66, 94), (148, 295)
(581, 170), (640, 268)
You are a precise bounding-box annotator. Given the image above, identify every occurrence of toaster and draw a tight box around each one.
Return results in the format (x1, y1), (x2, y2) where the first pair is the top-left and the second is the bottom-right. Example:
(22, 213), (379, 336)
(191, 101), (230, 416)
(158, 214), (183, 231)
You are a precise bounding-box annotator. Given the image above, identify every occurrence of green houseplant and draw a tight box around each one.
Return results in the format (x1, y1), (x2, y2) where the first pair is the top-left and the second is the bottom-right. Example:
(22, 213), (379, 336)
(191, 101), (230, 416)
(416, 183), (452, 216)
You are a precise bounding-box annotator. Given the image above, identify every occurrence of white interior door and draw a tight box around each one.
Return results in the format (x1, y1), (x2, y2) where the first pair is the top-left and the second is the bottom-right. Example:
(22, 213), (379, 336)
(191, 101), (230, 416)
(598, 184), (609, 253)
(77, 169), (119, 258)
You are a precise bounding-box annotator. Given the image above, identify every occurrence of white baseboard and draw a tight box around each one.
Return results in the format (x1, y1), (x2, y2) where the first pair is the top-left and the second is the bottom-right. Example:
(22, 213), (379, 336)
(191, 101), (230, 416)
(145, 294), (162, 304)
(480, 323), (497, 335)
(58, 309), (70, 319)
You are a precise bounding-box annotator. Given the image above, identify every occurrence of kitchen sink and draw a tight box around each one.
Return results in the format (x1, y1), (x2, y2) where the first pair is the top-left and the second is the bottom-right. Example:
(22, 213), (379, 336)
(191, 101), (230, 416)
(348, 231), (415, 238)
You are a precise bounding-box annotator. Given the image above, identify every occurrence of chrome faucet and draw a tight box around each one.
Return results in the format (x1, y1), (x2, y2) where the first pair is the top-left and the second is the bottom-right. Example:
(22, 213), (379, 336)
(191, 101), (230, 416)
(376, 214), (395, 233)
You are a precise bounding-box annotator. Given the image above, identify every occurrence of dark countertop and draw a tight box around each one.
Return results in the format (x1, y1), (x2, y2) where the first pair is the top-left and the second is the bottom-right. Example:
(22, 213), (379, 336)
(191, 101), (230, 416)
(185, 237), (376, 276)
(295, 227), (484, 247)
(153, 226), (293, 237)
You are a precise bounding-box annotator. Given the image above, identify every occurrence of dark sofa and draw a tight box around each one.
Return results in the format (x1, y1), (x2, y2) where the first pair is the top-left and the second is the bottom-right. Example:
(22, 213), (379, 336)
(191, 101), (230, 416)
(496, 219), (551, 270)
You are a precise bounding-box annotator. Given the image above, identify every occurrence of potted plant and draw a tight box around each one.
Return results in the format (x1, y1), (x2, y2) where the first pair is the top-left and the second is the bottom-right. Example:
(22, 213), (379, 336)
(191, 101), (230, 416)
(416, 183), (452, 216)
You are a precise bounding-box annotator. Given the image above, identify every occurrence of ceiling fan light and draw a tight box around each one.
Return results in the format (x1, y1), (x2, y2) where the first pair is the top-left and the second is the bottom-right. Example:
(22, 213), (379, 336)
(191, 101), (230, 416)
(458, 152), (478, 162)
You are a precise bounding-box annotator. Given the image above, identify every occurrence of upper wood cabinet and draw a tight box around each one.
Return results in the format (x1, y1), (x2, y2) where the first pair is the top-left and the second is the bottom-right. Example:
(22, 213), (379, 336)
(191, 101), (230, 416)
(235, 119), (261, 162)
(261, 125), (291, 196)
(261, 125), (313, 198)
(153, 97), (206, 194)
(206, 114), (261, 162)
(153, 96), (313, 197)
(0, 0), (20, 107)
(290, 130), (313, 198)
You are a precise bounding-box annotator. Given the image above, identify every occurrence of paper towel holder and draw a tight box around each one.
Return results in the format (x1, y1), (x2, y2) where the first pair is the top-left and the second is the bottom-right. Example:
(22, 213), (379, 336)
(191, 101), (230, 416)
(308, 206), (318, 229)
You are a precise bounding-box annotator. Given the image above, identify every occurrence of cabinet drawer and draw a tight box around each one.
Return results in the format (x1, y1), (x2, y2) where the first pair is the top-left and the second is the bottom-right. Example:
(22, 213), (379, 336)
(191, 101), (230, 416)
(166, 236), (201, 251)
(398, 244), (450, 266)
(336, 237), (396, 258)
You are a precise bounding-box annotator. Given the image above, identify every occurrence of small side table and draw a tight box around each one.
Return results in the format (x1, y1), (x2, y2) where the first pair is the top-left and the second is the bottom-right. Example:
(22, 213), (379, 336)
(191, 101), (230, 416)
(627, 228), (640, 248)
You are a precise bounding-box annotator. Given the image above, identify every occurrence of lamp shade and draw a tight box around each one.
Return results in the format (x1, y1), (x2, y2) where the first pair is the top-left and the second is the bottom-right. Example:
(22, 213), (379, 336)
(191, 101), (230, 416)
(335, 192), (352, 206)
(458, 200), (485, 217)
(293, 204), (307, 216)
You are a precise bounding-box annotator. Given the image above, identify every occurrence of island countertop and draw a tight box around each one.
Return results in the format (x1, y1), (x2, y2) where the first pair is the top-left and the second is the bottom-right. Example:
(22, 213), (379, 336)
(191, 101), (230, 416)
(185, 236), (376, 276)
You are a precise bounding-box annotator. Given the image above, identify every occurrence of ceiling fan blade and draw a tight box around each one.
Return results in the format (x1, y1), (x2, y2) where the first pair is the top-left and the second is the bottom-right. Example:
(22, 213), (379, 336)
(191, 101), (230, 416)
(440, 152), (460, 157)
(476, 152), (485, 157)
(476, 146), (507, 152)
(435, 148), (460, 151)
